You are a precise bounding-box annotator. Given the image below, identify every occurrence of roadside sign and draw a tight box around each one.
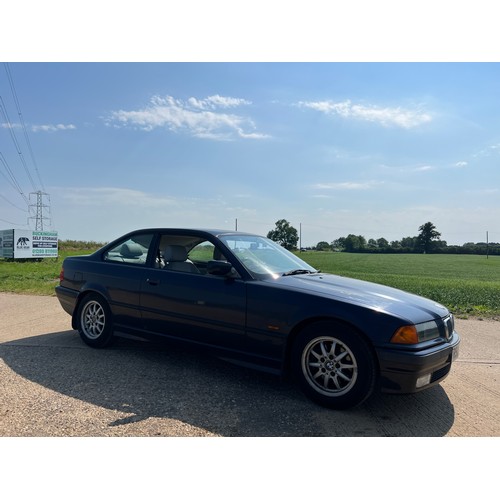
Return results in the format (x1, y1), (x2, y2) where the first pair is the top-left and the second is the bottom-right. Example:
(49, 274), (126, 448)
(0, 229), (58, 259)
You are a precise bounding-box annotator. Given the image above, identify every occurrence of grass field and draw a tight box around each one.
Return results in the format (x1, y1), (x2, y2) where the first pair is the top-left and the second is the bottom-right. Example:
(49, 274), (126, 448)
(0, 243), (102, 296)
(1, 244), (499, 318)
(298, 252), (500, 318)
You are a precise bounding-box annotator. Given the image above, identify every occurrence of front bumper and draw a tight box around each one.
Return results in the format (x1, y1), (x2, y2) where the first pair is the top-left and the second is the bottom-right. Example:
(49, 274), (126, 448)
(376, 332), (460, 393)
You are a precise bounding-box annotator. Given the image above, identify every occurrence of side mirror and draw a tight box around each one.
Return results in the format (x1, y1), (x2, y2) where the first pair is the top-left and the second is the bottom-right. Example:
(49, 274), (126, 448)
(207, 260), (234, 277)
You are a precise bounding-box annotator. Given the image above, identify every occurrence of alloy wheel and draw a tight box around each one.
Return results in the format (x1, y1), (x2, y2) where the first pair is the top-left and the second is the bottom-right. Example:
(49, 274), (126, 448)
(301, 336), (358, 397)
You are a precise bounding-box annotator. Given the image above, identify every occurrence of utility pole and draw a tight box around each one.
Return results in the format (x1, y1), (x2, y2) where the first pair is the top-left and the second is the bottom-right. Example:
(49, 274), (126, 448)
(486, 231), (489, 259)
(29, 190), (51, 231)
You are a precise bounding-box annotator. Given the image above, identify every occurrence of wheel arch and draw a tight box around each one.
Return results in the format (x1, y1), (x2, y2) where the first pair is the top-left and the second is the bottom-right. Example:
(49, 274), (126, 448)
(282, 316), (380, 378)
(71, 288), (111, 330)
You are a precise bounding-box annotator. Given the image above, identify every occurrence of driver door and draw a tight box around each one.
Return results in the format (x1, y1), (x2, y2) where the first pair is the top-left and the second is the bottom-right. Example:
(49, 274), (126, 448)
(140, 237), (247, 351)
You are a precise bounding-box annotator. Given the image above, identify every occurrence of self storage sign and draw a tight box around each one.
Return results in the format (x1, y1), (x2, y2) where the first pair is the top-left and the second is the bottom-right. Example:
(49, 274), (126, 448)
(0, 229), (58, 258)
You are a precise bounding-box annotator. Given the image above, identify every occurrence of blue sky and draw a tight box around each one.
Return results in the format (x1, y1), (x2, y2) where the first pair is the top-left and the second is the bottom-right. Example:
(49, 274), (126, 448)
(1, 62), (499, 246)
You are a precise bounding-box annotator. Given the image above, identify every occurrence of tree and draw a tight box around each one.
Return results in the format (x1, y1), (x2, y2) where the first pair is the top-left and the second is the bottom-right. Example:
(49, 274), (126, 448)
(267, 219), (299, 250)
(316, 241), (331, 251)
(390, 240), (402, 251)
(417, 222), (441, 253)
(376, 238), (390, 250)
(400, 236), (418, 252)
(367, 238), (378, 251)
(344, 234), (366, 252)
(331, 237), (346, 251)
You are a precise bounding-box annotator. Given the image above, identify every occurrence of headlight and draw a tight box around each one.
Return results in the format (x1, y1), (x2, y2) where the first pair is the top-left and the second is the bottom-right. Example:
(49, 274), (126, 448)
(444, 314), (455, 340)
(391, 320), (440, 344)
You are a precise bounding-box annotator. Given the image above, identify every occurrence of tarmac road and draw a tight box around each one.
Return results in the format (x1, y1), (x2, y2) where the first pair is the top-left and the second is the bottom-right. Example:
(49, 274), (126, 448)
(0, 292), (499, 437)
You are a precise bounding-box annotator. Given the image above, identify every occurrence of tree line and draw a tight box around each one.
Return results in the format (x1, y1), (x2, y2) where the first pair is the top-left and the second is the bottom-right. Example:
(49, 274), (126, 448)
(267, 220), (499, 256)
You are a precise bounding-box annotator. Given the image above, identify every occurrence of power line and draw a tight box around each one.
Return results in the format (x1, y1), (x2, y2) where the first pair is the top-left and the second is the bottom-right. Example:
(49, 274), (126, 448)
(0, 95), (37, 191)
(1, 64), (53, 231)
(0, 217), (29, 227)
(0, 152), (27, 197)
(0, 151), (31, 226)
(3, 63), (46, 191)
(0, 192), (26, 211)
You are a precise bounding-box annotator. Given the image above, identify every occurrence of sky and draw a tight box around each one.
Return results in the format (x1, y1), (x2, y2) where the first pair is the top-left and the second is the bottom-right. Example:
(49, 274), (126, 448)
(1, 61), (500, 246)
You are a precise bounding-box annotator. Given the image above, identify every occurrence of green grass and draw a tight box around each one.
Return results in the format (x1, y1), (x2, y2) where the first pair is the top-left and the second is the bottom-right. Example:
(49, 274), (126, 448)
(297, 252), (500, 318)
(1, 243), (499, 318)
(0, 242), (102, 296)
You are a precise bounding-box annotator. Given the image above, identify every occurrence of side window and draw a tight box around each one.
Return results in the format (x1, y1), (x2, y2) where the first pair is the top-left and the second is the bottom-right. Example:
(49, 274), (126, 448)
(188, 241), (237, 277)
(103, 234), (153, 265)
(156, 235), (231, 275)
(188, 241), (218, 265)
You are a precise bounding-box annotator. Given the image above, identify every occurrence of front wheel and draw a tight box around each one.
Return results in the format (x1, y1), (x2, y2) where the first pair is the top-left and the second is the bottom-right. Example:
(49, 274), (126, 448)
(77, 293), (114, 348)
(292, 321), (376, 409)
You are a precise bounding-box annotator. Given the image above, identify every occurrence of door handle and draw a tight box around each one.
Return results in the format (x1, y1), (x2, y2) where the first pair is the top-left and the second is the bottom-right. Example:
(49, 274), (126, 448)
(146, 278), (160, 286)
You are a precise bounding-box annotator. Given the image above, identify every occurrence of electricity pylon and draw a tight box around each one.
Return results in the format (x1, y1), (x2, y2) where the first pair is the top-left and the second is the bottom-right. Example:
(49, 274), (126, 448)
(29, 191), (51, 231)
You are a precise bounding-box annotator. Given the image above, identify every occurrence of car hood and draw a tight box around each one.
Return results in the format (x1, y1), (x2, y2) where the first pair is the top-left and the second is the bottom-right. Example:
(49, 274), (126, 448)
(278, 273), (449, 323)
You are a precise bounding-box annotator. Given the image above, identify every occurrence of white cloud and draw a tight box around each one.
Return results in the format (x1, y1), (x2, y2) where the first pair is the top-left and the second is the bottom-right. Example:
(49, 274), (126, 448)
(106, 94), (269, 140)
(3, 122), (76, 132)
(298, 99), (432, 128)
(62, 187), (178, 209)
(464, 188), (499, 196)
(313, 181), (382, 190)
(472, 142), (500, 158)
(187, 95), (251, 109)
(31, 123), (76, 132)
(454, 161), (468, 168)
(1, 122), (21, 129)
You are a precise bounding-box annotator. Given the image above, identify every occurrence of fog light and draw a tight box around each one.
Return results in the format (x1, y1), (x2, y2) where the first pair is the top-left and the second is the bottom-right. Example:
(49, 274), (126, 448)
(416, 374), (431, 388)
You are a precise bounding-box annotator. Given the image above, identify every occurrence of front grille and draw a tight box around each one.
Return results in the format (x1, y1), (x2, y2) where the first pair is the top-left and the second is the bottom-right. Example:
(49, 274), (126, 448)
(431, 364), (451, 383)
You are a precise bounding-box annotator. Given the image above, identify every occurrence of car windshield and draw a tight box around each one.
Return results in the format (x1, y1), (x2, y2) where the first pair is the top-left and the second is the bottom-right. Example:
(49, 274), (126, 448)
(219, 234), (317, 279)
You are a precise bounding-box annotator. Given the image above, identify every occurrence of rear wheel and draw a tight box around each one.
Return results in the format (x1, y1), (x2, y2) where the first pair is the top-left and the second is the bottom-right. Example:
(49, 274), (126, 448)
(77, 293), (114, 348)
(292, 321), (376, 409)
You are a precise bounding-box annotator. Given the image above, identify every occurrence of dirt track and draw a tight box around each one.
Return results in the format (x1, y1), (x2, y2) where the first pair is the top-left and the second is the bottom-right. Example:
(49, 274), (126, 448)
(0, 292), (498, 437)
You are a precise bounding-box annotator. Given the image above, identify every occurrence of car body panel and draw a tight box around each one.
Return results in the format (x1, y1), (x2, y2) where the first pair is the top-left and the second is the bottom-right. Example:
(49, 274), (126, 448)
(139, 267), (247, 349)
(276, 273), (449, 324)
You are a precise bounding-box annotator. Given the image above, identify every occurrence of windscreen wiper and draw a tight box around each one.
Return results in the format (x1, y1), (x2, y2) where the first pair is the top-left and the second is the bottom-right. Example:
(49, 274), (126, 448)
(282, 269), (319, 276)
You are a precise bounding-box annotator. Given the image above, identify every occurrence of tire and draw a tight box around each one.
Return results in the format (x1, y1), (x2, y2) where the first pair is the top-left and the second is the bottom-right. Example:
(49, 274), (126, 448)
(77, 293), (114, 348)
(291, 321), (376, 409)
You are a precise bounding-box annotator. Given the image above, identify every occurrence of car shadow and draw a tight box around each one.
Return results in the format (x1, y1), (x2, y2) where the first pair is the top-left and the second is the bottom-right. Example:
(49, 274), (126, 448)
(0, 330), (455, 437)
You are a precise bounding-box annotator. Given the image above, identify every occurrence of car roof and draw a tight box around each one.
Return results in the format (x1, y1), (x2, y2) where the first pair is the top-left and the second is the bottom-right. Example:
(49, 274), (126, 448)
(118, 228), (262, 240)
(137, 228), (257, 236)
